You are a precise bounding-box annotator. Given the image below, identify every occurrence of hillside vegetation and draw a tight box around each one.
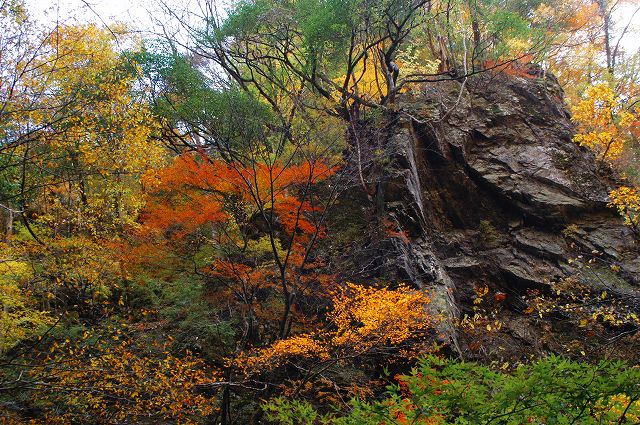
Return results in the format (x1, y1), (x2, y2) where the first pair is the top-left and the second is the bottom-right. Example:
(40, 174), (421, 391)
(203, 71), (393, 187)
(1, 0), (639, 423)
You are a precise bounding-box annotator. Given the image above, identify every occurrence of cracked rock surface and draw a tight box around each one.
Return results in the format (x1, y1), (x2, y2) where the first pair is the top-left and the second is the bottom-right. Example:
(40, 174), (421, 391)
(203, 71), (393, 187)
(344, 72), (639, 362)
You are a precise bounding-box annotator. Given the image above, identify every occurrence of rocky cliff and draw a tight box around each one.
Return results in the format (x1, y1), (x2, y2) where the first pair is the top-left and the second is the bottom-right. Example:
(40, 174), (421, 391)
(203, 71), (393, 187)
(341, 71), (640, 362)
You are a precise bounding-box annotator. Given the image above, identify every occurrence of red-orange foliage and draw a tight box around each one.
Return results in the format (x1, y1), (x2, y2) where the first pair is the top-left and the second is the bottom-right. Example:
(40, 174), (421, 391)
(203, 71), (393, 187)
(126, 150), (338, 344)
(383, 218), (411, 243)
(140, 151), (335, 244)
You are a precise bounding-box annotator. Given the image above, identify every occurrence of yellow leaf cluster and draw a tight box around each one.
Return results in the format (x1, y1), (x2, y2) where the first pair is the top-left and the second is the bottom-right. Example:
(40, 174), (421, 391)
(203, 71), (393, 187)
(23, 24), (165, 235)
(0, 249), (53, 354)
(330, 283), (432, 349)
(32, 333), (219, 424)
(609, 185), (640, 230)
(239, 335), (331, 371)
(595, 393), (640, 422)
(5, 234), (126, 316)
(571, 83), (637, 161)
(333, 54), (387, 103)
(525, 275), (640, 333)
(236, 283), (434, 374)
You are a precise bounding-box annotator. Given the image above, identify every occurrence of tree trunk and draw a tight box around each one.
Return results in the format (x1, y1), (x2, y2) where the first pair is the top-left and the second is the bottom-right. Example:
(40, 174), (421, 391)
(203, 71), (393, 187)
(598, 0), (614, 75)
(2, 204), (14, 244)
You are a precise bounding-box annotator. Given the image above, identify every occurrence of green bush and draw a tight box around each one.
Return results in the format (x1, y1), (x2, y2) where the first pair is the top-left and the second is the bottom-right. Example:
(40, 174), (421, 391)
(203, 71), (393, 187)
(265, 355), (640, 424)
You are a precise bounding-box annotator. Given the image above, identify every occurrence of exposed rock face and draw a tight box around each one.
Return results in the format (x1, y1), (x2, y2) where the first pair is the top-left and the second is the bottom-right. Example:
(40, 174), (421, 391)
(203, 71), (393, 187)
(349, 72), (639, 362)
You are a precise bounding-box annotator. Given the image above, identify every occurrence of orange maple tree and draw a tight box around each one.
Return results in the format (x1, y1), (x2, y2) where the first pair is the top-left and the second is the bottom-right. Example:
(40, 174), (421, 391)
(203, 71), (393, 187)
(140, 151), (334, 243)
(131, 150), (337, 340)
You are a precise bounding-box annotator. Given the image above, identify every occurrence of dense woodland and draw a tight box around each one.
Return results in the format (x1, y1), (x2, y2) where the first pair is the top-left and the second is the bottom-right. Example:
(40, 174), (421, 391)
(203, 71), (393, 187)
(1, 0), (640, 423)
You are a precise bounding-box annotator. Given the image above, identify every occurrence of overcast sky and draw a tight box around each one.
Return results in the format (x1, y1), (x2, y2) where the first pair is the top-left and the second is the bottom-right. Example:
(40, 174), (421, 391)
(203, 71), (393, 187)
(27, 0), (159, 27)
(26, 0), (639, 55)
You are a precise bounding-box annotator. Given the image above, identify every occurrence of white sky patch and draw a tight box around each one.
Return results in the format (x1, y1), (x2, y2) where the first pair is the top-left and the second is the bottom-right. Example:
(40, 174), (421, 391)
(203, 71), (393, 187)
(613, 3), (640, 57)
(25, 0), (640, 59)
(25, 0), (217, 55)
(26, 0), (155, 27)
(24, 0), (202, 40)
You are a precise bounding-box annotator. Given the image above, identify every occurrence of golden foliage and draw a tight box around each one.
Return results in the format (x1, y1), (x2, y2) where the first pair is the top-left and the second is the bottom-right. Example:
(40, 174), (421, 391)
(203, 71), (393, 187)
(0, 247), (54, 354)
(17, 235), (123, 307)
(330, 283), (433, 349)
(334, 53), (387, 103)
(25, 24), (164, 235)
(30, 329), (218, 424)
(572, 83), (637, 161)
(526, 276), (640, 333)
(595, 394), (640, 423)
(542, 0), (605, 102)
(236, 283), (434, 373)
(609, 185), (640, 232)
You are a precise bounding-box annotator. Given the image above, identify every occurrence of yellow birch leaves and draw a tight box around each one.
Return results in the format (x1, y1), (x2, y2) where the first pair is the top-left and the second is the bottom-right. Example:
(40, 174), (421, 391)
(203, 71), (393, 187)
(571, 83), (640, 232)
(609, 185), (640, 232)
(33, 24), (164, 234)
(237, 283), (434, 373)
(571, 83), (636, 161)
